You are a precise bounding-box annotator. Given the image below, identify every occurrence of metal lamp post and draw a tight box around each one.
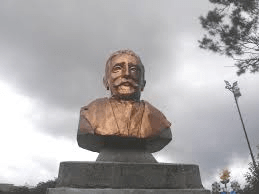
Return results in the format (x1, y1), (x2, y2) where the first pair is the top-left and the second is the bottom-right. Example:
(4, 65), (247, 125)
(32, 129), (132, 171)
(224, 80), (257, 169)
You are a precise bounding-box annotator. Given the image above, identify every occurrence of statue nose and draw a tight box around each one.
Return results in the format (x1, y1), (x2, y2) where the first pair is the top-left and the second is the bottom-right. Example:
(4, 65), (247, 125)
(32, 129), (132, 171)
(124, 66), (130, 76)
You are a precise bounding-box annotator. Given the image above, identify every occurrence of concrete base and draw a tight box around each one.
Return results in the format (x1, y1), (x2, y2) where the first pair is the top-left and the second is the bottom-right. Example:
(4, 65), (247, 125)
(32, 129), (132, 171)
(96, 147), (158, 163)
(47, 188), (210, 194)
(56, 162), (204, 189)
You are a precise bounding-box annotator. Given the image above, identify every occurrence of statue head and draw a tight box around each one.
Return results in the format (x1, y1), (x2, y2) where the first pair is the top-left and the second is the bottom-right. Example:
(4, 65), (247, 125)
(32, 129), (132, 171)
(103, 49), (146, 101)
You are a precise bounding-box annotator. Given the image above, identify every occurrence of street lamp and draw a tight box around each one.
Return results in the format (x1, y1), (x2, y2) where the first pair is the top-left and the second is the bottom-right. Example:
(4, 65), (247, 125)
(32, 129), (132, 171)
(224, 80), (257, 169)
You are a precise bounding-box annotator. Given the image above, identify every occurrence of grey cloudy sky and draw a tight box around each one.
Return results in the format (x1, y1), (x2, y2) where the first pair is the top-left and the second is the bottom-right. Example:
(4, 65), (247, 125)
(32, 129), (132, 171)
(0, 0), (258, 189)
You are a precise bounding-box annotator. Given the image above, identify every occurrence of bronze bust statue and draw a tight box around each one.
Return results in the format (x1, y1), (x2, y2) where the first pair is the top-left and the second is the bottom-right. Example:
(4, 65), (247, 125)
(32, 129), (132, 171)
(54, 50), (207, 192)
(77, 50), (172, 153)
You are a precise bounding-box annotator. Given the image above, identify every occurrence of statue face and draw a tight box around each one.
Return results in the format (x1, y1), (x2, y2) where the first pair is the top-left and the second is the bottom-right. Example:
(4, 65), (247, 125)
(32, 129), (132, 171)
(107, 54), (145, 100)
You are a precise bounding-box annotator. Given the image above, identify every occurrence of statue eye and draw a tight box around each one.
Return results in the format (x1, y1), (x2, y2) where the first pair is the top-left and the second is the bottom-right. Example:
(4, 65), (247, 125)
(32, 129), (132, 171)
(113, 65), (122, 72)
(130, 67), (137, 72)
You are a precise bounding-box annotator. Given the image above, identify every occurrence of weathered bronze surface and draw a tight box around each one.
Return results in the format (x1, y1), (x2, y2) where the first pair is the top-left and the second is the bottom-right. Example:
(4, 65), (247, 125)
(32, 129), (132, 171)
(79, 97), (170, 138)
(77, 50), (172, 152)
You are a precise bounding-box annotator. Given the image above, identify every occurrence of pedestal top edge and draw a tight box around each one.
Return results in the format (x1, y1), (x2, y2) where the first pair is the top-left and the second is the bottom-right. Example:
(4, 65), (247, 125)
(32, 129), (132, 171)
(59, 161), (199, 167)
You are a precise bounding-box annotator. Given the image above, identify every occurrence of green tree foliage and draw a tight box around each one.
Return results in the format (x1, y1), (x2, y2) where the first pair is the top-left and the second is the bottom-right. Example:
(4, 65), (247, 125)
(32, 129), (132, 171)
(199, 0), (259, 75)
(30, 178), (56, 194)
(231, 180), (241, 193)
(242, 146), (259, 194)
(0, 178), (57, 194)
(211, 181), (221, 194)
(242, 163), (259, 194)
(220, 168), (230, 192)
(10, 186), (30, 194)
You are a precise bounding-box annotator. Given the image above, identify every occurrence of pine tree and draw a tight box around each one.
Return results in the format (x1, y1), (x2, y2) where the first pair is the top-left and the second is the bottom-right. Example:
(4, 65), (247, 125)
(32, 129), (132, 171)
(199, 0), (259, 75)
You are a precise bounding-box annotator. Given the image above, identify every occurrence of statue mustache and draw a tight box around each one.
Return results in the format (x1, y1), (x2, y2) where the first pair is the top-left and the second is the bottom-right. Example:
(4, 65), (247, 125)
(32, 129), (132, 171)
(113, 78), (139, 88)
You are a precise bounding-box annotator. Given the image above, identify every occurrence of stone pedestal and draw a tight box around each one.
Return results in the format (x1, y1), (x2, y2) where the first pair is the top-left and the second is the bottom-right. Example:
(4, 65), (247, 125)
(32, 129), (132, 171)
(96, 147), (158, 163)
(47, 188), (210, 194)
(56, 162), (203, 189)
(50, 125), (209, 193)
(48, 161), (210, 194)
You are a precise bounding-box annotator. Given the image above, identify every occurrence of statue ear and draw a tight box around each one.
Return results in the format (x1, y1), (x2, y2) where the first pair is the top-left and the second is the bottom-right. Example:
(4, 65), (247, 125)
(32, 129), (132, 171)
(141, 80), (146, 91)
(103, 77), (109, 90)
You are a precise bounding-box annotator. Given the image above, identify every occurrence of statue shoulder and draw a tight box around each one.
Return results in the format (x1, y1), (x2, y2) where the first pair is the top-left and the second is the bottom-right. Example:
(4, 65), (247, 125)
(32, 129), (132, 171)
(80, 97), (109, 112)
(142, 100), (171, 128)
(142, 100), (163, 114)
(78, 97), (110, 135)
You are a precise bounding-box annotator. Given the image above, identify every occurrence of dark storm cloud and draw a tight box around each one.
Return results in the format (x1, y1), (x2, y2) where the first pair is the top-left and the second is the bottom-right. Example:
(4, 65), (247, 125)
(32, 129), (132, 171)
(0, 0), (186, 110)
(158, 77), (259, 184)
(0, 0), (198, 138)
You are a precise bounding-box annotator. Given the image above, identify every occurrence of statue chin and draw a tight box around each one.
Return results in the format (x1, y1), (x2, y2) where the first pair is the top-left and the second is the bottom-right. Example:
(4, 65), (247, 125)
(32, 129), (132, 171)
(117, 85), (135, 95)
(112, 86), (141, 100)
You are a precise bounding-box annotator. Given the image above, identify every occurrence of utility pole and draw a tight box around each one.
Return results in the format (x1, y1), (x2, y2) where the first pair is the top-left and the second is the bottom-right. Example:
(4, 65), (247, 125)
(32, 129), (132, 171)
(224, 80), (257, 169)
